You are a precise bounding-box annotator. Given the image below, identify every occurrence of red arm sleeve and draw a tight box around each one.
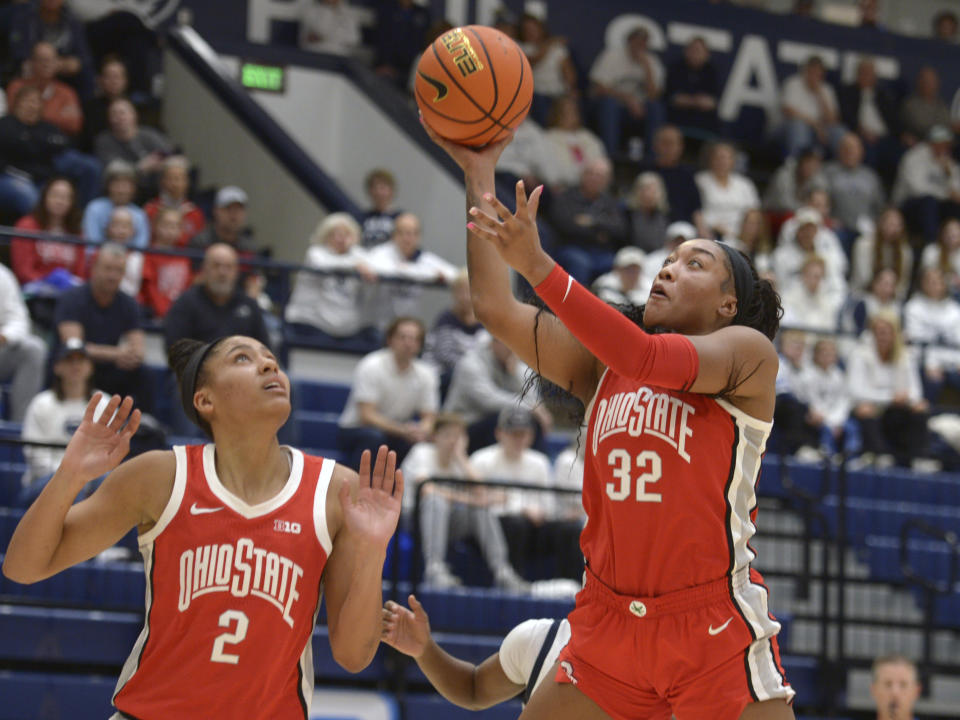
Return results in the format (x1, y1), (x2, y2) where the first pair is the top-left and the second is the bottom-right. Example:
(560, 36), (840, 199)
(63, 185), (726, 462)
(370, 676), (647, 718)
(534, 263), (700, 391)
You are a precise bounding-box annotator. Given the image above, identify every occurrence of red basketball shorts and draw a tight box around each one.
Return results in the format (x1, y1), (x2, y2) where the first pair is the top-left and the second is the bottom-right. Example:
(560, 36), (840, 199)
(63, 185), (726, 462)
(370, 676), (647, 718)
(555, 567), (795, 720)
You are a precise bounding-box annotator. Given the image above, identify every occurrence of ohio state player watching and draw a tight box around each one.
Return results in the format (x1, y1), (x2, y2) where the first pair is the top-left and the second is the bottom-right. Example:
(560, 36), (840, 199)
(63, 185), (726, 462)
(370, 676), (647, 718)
(427, 122), (793, 720)
(2, 335), (404, 719)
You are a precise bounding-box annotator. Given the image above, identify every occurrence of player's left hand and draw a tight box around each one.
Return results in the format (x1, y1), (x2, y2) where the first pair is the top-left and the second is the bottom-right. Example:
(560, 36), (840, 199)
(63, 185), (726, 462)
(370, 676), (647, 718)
(340, 445), (403, 549)
(467, 180), (556, 286)
(381, 594), (431, 658)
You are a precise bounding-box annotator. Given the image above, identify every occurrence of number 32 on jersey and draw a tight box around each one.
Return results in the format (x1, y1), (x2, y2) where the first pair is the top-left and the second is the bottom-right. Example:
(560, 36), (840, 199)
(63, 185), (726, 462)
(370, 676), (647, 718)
(606, 449), (663, 502)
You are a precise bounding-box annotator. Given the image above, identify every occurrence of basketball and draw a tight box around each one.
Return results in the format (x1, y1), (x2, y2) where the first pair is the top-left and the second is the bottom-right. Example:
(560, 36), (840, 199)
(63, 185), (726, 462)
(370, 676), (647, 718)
(415, 25), (533, 147)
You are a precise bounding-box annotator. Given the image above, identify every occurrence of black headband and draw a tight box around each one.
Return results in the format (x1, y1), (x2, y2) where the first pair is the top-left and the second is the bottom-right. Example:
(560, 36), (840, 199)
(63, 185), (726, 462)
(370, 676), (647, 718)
(717, 242), (755, 325)
(180, 339), (223, 427)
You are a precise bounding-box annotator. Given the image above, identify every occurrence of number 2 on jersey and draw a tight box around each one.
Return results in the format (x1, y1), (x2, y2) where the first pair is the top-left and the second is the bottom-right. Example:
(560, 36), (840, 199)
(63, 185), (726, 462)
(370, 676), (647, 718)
(211, 609), (249, 664)
(606, 449), (663, 502)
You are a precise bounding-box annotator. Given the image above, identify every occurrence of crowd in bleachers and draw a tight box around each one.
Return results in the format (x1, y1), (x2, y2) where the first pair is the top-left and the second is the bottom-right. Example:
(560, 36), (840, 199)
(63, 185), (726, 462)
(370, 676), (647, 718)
(2, 0), (960, 593)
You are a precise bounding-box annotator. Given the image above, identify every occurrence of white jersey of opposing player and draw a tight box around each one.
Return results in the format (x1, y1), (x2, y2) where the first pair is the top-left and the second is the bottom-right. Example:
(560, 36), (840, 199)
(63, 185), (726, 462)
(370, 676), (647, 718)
(499, 618), (571, 704)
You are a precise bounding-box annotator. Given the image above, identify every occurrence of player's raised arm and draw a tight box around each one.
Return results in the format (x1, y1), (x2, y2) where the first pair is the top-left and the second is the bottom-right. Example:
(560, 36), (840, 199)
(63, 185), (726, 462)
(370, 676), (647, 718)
(2, 394), (172, 584)
(322, 446), (403, 672)
(466, 187), (780, 417)
(424, 123), (602, 405)
(383, 594), (524, 710)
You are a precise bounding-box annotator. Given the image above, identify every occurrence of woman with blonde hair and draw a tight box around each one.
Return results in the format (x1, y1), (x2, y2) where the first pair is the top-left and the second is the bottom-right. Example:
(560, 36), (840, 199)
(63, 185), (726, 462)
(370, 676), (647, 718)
(847, 310), (929, 468)
(284, 212), (380, 348)
(627, 172), (669, 252)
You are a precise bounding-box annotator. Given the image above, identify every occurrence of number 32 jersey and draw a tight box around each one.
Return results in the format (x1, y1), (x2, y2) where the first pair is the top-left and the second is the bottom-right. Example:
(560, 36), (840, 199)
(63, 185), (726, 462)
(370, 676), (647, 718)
(113, 444), (334, 719)
(582, 369), (772, 598)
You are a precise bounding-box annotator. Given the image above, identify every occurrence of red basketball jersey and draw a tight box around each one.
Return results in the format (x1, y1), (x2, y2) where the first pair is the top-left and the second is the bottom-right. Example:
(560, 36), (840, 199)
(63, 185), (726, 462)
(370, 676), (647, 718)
(113, 444), (334, 719)
(582, 369), (772, 597)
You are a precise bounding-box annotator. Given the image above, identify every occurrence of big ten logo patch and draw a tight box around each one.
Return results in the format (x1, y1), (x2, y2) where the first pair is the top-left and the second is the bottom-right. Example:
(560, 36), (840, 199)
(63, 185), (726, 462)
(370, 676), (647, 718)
(440, 29), (484, 78)
(274, 519), (301, 535)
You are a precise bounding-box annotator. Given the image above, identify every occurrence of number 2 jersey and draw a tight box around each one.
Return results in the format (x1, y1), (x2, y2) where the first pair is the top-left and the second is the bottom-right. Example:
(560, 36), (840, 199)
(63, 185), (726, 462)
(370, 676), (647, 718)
(582, 369), (773, 599)
(112, 444), (334, 719)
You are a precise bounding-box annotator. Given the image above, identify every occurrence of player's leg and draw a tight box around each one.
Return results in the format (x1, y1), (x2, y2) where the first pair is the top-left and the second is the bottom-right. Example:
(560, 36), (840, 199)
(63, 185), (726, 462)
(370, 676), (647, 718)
(520, 661), (671, 720)
(738, 699), (795, 720)
(518, 671), (612, 720)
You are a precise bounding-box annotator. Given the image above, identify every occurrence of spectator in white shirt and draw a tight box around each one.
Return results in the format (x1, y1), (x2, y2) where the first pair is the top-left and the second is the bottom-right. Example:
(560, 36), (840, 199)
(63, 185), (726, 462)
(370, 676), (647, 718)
(495, 118), (559, 192)
(772, 206), (848, 301)
(695, 141), (759, 241)
(778, 56), (846, 158)
(285, 212), (379, 347)
(903, 266), (960, 402)
(780, 255), (842, 333)
(422, 270), (484, 396)
(338, 316), (439, 468)
(796, 337), (854, 456)
(18, 339), (108, 506)
(850, 207), (913, 299)
(838, 57), (898, 167)
(402, 412), (526, 591)
(774, 329), (815, 456)
(593, 246), (650, 307)
(920, 218), (960, 294)
(543, 95), (608, 189)
(838, 267), (903, 337)
(517, 13), (578, 125)
(104, 206), (145, 300)
(627, 172), (669, 253)
(730, 208), (774, 273)
(824, 132), (885, 236)
(848, 311), (929, 468)
(763, 148), (826, 214)
(368, 212), (458, 325)
(299, 0), (361, 56)
(589, 25), (665, 156)
(443, 333), (552, 452)
(471, 408), (574, 582)
(0, 262), (47, 421)
(893, 125), (960, 243)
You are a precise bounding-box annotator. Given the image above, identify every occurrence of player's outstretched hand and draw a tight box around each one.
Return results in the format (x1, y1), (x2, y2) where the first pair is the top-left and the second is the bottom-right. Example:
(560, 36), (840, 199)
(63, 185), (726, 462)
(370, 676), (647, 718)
(59, 393), (141, 486)
(341, 445), (403, 550)
(381, 594), (431, 658)
(467, 180), (554, 285)
(420, 116), (513, 180)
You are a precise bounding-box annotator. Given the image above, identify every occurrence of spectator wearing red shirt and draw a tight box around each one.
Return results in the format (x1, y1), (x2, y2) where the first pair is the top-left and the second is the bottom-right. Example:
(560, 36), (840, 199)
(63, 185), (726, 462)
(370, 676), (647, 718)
(11, 175), (85, 285)
(7, 42), (83, 137)
(140, 207), (192, 318)
(142, 155), (205, 246)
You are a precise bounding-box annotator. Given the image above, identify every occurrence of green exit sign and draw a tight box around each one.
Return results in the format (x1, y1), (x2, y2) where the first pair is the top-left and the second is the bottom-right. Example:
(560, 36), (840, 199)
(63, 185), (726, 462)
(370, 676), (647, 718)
(240, 62), (285, 93)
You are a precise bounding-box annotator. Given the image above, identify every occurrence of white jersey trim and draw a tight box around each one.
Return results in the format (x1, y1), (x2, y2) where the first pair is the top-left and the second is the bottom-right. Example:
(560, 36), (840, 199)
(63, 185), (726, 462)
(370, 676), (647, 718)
(312, 458), (336, 556)
(714, 397), (774, 434)
(299, 591), (322, 713)
(113, 544), (155, 703)
(202, 444), (305, 518)
(530, 619), (571, 698)
(137, 446), (188, 547)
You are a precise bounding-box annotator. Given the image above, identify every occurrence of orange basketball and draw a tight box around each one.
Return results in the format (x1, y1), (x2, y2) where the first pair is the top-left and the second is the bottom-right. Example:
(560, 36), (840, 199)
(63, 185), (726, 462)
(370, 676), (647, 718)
(415, 25), (533, 147)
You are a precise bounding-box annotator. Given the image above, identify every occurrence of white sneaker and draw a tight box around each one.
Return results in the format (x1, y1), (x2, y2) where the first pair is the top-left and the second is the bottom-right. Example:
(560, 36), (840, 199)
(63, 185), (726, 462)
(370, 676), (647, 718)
(911, 458), (942, 474)
(846, 452), (875, 471)
(875, 454), (896, 470)
(794, 446), (823, 463)
(424, 562), (462, 589)
(494, 567), (531, 593)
